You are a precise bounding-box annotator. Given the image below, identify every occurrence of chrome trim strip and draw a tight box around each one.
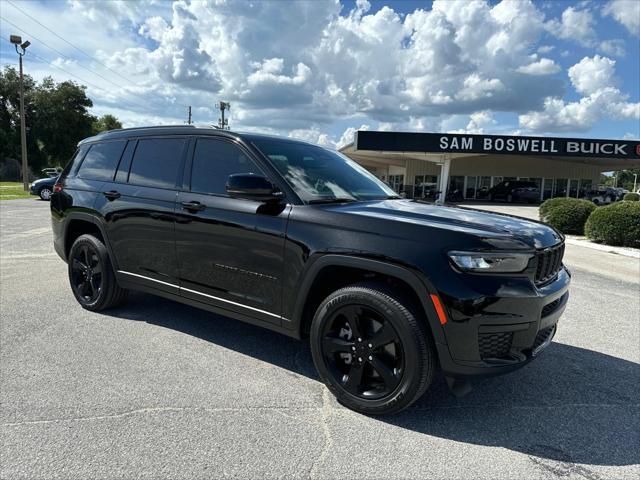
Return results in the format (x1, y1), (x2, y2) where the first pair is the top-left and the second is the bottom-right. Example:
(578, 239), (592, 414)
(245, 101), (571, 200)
(118, 270), (178, 288)
(180, 286), (282, 320)
(117, 270), (283, 320)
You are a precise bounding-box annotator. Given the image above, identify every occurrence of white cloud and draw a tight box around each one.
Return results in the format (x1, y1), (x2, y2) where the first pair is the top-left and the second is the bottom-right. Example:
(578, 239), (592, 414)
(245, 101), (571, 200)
(568, 55), (617, 95)
(519, 55), (639, 132)
(602, 0), (640, 36)
(517, 58), (561, 75)
(598, 39), (626, 57)
(548, 6), (597, 46)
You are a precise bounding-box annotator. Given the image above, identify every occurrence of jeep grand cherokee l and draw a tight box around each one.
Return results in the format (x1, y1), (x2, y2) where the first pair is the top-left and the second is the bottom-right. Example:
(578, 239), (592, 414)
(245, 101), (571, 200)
(51, 126), (570, 415)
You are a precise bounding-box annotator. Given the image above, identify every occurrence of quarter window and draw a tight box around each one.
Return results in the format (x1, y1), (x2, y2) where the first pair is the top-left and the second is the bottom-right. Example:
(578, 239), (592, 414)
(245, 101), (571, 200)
(128, 138), (186, 189)
(77, 141), (126, 181)
(190, 138), (262, 195)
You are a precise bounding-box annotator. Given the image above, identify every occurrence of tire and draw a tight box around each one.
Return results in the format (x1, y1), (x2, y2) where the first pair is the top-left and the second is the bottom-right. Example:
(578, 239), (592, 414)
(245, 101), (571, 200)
(68, 234), (128, 311)
(39, 187), (52, 201)
(310, 283), (436, 415)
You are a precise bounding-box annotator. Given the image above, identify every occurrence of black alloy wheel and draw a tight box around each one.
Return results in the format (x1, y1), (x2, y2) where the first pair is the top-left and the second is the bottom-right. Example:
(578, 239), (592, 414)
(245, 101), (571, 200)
(321, 304), (404, 399)
(68, 234), (128, 311)
(70, 243), (103, 304)
(310, 283), (435, 415)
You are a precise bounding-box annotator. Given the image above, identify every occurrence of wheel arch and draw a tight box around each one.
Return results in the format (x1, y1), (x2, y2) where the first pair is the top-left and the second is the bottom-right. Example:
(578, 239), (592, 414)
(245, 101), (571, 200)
(63, 213), (118, 269)
(292, 255), (446, 346)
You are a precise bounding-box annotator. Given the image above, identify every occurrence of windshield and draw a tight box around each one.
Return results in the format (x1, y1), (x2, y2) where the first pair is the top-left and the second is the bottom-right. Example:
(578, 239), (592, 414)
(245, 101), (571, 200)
(249, 137), (397, 203)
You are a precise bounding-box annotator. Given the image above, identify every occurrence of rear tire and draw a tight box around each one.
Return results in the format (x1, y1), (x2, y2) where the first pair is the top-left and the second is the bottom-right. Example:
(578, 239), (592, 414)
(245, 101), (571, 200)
(310, 283), (436, 415)
(68, 234), (128, 311)
(39, 187), (52, 201)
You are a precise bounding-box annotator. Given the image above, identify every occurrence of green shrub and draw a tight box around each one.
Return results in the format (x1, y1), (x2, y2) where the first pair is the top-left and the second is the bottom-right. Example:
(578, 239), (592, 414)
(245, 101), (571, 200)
(585, 201), (640, 247)
(539, 197), (570, 218)
(539, 197), (596, 235)
(623, 192), (639, 201)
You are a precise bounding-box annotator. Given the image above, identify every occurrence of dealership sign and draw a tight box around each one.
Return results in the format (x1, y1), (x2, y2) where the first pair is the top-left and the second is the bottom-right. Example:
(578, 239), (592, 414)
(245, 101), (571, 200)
(355, 131), (640, 159)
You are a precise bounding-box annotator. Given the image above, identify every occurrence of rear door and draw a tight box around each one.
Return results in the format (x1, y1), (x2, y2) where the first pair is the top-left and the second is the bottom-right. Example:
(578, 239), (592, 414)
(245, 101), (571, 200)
(97, 136), (188, 293)
(174, 137), (289, 325)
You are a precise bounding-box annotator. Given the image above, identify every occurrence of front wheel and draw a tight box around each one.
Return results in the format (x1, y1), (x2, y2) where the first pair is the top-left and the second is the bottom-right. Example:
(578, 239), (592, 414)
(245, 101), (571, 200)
(68, 234), (128, 311)
(310, 283), (436, 415)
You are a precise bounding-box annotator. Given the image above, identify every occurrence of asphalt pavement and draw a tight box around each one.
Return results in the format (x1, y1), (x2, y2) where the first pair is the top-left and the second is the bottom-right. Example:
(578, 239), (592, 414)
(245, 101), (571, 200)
(1, 199), (639, 479)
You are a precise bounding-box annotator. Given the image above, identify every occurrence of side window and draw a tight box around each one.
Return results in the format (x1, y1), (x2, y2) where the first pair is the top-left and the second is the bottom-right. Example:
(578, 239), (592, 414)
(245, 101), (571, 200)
(77, 141), (127, 181)
(128, 138), (186, 189)
(61, 145), (89, 178)
(190, 138), (262, 195)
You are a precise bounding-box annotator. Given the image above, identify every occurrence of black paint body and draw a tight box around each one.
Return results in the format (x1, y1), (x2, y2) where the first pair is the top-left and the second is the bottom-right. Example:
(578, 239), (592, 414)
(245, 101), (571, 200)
(51, 126), (570, 379)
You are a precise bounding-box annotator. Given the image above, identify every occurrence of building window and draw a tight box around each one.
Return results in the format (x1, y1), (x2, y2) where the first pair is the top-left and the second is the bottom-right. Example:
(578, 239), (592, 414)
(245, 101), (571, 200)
(477, 176), (491, 199)
(543, 178), (554, 200)
(465, 176), (478, 199)
(388, 174), (404, 193)
(579, 179), (592, 198)
(414, 175), (438, 199)
(554, 178), (568, 197)
(569, 179), (579, 197)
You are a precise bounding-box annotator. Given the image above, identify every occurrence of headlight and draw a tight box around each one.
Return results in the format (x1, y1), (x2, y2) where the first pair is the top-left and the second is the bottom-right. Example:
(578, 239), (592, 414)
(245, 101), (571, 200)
(448, 251), (533, 273)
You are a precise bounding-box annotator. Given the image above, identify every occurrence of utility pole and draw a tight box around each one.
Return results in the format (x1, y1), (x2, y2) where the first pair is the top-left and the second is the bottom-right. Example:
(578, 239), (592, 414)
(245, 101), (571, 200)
(10, 35), (30, 191)
(187, 106), (192, 125)
(216, 101), (230, 130)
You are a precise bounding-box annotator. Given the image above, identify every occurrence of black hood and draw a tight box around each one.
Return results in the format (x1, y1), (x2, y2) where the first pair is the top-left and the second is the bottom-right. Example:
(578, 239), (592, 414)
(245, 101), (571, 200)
(326, 199), (562, 250)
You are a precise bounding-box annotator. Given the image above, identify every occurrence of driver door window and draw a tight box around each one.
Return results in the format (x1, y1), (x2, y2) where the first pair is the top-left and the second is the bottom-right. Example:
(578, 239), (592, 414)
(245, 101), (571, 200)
(190, 138), (263, 195)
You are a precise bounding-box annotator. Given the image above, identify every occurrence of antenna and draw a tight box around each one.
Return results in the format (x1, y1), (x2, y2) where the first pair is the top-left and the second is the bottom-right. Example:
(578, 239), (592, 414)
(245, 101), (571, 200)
(216, 101), (230, 130)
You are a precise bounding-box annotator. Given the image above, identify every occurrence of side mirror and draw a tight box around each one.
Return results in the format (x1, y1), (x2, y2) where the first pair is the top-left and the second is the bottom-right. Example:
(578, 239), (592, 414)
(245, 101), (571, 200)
(226, 174), (283, 203)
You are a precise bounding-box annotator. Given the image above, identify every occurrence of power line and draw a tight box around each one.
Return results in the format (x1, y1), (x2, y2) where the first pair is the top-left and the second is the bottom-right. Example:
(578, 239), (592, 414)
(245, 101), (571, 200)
(2, 38), (161, 117)
(3, 3), (180, 109)
(1, 16), (147, 98)
(7, 0), (137, 86)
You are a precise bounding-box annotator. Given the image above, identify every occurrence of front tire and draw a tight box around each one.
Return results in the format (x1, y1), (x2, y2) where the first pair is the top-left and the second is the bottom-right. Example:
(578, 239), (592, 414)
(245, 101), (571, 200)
(68, 234), (128, 311)
(310, 283), (436, 415)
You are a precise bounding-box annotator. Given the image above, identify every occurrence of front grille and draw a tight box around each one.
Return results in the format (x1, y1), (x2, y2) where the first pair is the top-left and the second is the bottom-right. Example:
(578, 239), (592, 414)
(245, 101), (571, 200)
(533, 326), (555, 351)
(479, 332), (513, 360)
(535, 243), (565, 285)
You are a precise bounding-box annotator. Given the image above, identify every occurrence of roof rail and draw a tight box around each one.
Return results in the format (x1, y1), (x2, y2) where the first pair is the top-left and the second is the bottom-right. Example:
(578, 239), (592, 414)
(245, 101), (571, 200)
(98, 125), (199, 135)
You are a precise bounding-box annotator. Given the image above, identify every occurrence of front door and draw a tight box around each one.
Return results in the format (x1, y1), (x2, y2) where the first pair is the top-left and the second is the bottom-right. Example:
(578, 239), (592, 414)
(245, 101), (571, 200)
(174, 137), (289, 325)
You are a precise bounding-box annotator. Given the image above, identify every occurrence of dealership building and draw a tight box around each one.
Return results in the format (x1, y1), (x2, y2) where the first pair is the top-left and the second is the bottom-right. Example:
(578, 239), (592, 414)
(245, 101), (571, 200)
(340, 131), (640, 201)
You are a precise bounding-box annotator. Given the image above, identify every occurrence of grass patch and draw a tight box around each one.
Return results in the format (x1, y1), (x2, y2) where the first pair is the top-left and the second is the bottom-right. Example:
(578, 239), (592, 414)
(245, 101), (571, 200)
(0, 182), (31, 200)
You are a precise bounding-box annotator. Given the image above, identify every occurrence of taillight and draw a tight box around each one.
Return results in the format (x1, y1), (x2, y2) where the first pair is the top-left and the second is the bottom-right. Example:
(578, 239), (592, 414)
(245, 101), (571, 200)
(53, 182), (63, 193)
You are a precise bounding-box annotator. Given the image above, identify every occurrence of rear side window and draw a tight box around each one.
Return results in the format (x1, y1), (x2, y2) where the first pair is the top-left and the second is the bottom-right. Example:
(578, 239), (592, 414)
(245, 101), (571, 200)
(61, 145), (89, 179)
(77, 141), (126, 181)
(190, 138), (262, 195)
(128, 138), (186, 189)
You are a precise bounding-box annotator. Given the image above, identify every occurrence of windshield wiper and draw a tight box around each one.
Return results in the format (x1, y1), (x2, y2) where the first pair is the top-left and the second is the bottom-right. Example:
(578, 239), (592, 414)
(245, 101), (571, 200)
(308, 197), (359, 204)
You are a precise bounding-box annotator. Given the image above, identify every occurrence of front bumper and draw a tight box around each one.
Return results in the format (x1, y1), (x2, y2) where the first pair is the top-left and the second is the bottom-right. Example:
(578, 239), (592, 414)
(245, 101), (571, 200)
(435, 266), (570, 378)
(29, 184), (39, 195)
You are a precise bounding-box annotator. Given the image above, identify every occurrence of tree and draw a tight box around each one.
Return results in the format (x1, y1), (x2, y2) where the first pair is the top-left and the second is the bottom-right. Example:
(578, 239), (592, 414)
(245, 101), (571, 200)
(0, 66), (123, 178)
(32, 77), (95, 167)
(92, 114), (122, 134)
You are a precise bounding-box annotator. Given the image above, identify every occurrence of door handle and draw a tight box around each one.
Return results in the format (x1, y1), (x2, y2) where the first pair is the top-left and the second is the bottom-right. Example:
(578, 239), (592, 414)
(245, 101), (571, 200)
(181, 201), (205, 212)
(103, 190), (121, 200)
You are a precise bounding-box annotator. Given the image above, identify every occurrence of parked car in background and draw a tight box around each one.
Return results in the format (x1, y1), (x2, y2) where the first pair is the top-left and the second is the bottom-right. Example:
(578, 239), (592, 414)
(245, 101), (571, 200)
(29, 175), (57, 200)
(487, 180), (540, 203)
(586, 187), (624, 205)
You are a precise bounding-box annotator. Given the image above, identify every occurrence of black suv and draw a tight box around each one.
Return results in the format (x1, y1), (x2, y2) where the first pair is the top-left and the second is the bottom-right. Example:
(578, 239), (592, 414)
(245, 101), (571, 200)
(488, 180), (540, 203)
(51, 126), (570, 415)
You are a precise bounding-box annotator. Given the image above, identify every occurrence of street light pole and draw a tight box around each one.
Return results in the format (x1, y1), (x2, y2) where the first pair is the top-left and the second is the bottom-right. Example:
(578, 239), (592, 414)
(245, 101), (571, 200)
(10, 35), (30, 191)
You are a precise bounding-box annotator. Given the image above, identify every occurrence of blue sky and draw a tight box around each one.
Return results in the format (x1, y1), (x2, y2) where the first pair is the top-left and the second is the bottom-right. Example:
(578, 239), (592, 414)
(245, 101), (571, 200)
(1, 0), (638, 147)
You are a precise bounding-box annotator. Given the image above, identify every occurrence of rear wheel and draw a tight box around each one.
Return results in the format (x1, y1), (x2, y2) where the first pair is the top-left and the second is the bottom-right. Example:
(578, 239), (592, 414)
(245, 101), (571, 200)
(310, 283), (435, 415)
(68, 234), (128, 311)
(39, 187), (52, 201)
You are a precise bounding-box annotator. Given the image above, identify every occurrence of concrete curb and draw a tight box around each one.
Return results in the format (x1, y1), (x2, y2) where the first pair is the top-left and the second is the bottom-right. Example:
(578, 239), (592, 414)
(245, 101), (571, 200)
(564, 236), (640, 259)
